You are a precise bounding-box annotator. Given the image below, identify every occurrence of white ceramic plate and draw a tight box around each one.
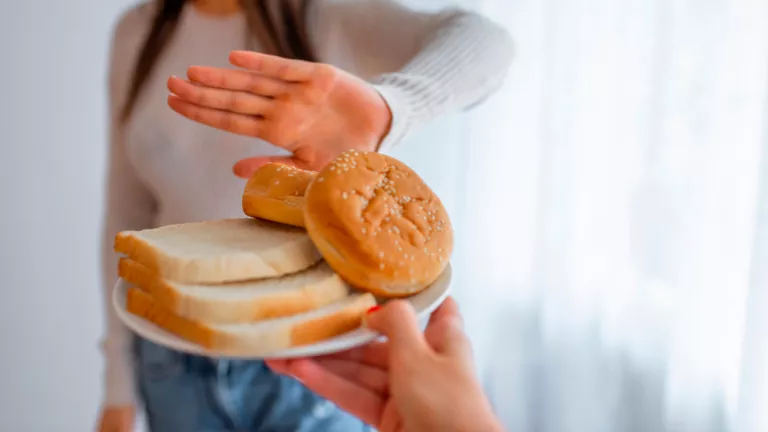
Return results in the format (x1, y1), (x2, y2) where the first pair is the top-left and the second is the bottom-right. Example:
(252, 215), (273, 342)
(113, 264), (452, 359)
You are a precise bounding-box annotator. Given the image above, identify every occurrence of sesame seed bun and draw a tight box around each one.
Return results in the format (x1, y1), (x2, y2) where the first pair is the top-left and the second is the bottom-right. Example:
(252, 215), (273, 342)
(242, 163), (316, 227)
(304, 150), (453, 298)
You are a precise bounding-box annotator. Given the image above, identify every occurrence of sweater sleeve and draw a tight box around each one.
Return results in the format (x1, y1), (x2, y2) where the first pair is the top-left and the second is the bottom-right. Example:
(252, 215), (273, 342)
(100, 3), (157, 407)
(307, 0), (514, 152)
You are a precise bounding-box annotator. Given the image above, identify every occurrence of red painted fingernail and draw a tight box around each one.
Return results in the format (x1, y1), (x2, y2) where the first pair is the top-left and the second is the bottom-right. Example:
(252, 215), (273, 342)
(366, 305), (381, 314)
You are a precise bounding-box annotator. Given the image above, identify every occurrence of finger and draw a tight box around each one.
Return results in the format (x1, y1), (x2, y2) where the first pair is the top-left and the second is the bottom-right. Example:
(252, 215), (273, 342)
(314, 358), (388, 394)
(325, 340), (390, 370)
(422, 297), (471, 361)
(365, 301), (428, 354)
(424, 306), (472, 361)
(168, 95), (263, 137)
(427, 296), (463, 329)
(168, 76), (273, 116)
(265, 359), (290, 375)
(233, 156), (300, 179)
(187, 66), (289, 97)
(281, 358), (383, 426)
(230, 51), (316, 82)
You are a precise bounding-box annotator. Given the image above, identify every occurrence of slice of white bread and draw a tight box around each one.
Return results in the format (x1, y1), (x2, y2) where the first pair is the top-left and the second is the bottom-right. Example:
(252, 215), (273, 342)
(119, 258), (350, 324)
(114, 218), (322, 284)
(126, 287), (377, 355)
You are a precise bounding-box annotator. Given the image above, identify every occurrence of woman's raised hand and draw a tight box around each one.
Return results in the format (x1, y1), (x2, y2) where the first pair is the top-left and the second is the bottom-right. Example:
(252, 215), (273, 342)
(167, 51), (393, 177)
(266, 298), (504, 432)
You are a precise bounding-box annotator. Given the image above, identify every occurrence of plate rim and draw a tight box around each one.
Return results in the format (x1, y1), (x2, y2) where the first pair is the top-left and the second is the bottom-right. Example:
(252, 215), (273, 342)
(113, 263), (452, 359)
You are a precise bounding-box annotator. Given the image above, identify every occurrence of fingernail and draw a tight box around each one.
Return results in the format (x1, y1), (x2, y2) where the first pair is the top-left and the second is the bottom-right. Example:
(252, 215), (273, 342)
(366, 305), (381, 314)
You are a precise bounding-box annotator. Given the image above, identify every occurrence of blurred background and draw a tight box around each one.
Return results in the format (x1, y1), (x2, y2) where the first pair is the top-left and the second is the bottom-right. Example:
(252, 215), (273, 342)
(1, 0), (766, 430)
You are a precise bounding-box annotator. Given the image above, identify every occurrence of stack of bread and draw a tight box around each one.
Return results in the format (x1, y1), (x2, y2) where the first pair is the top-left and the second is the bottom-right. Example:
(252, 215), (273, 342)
(117, 150), (453, 356)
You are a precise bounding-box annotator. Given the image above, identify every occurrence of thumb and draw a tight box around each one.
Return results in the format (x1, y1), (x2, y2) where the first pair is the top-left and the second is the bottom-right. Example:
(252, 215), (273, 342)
(233, 156), (299, 179)
(365, 300), (428, 354)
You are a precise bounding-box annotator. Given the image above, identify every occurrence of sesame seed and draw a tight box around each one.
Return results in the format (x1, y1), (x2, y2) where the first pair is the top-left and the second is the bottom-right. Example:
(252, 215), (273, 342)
(378, 251), (384, 258)
(274, 180), (280, 185)
(342, 192), (348, 199)
(379, 263), (384, 270)
(404, 253), (409, 259)
(318, 177), (324, 182)
(362, 227), (367, 234)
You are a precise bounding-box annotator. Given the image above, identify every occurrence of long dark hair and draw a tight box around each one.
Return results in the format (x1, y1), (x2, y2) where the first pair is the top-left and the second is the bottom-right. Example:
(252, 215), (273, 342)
(120, 0), (315, 122)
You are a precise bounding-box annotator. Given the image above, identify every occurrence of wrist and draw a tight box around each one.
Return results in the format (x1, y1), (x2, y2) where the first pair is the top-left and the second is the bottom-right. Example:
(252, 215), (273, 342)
(486, 417), (506, 432)
(367, 88), (394, 151)
(457, 393), (504, 432)
(369, 83), (410, 153)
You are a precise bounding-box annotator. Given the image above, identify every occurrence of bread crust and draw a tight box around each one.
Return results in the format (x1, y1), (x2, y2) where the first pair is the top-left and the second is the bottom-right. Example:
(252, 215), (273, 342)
(119, 258), (349, 324)
(242, 163), (316, 227)
(126, 287), (220, 350)
(304, 150), (453, 297)
(126, 287), (376, 355)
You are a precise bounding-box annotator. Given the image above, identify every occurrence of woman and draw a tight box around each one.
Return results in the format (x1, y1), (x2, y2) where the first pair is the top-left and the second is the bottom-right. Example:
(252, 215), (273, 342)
(98, 0), (513, 430)
(268, 297), (506, 432)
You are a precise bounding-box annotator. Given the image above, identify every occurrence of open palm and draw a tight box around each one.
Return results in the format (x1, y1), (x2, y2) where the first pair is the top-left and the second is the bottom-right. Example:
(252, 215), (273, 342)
(167, 51), (392, 177)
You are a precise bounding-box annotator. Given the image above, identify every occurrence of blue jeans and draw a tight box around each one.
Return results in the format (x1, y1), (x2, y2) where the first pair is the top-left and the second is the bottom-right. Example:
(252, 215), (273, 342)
(133, 337), (370, 431)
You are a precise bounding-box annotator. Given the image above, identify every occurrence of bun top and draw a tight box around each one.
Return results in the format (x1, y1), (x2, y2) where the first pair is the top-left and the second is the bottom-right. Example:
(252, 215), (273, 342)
(304, 150), (453, 296)
(244, 163), (315, 201)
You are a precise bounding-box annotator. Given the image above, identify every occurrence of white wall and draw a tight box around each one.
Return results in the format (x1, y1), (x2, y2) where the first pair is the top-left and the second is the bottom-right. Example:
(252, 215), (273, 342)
(0, 1), (136, 430)
(0, 1), (466, 430)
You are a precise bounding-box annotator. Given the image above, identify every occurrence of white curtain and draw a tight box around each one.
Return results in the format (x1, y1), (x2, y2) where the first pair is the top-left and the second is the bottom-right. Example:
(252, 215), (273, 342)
(449, 0), (768, 431)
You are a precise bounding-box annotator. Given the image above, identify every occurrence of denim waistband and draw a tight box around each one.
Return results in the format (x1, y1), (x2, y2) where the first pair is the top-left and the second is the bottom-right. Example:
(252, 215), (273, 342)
(132, 334), (265, 377)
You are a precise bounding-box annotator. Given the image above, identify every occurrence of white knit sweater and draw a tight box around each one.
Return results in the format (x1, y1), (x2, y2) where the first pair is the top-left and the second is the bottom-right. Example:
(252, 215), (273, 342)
(102, 0), (513, 406)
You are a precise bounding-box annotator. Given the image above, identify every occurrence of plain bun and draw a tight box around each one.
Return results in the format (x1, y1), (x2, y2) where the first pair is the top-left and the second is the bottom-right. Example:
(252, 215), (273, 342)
(304, 150), (453, 298)
(242, 163), (315, 227)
